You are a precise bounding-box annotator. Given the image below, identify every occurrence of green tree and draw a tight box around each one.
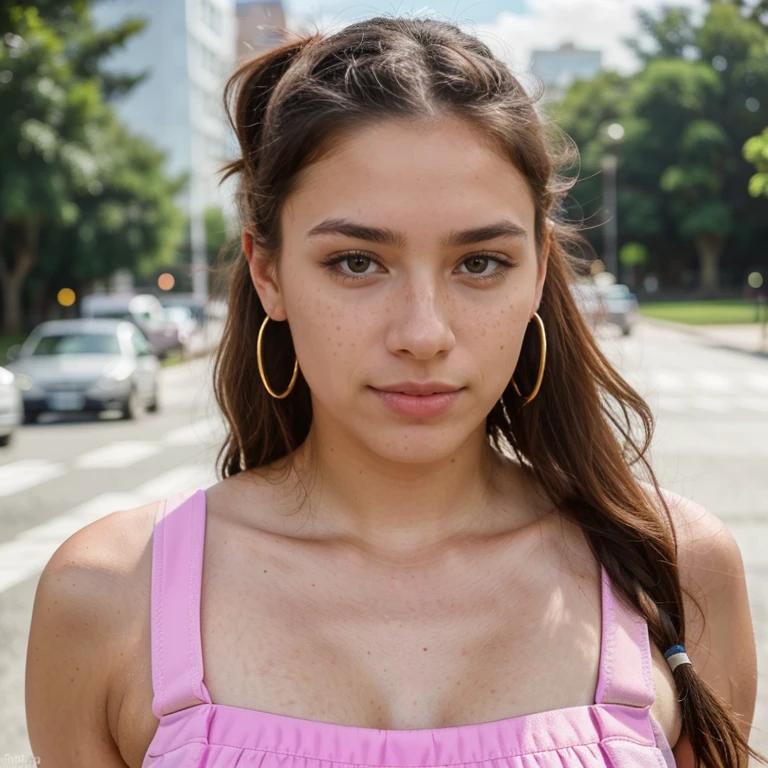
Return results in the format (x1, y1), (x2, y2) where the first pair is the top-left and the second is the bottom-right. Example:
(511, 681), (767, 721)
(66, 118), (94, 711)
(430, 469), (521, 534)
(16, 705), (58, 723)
(619, 242), (648, 290)
(625, 7), (697, 63)
(0, 4), (183, 333)
(28, 120), (186, 309)
(557, 1), (768, 296)
(0, 8), (105, 333)
(204, 205), (230, 261)
(743, 127), (768, 196)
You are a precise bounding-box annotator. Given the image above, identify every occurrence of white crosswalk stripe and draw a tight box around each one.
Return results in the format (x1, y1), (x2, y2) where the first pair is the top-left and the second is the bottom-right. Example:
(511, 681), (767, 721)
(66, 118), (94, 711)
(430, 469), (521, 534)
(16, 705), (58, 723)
(692, 371), (731, 392)
(0, 459), (67, 498)
(624, 368), (768, 414)
(739, 397), (768, 412)
(0, 465), (218, 595)
(654, 396), (687, 413)
(162, 418), (223, 447)
(137, 464), (218, 499)
(692, 396), (731, 413)
(73, 440), (161, 469)
(647, 371), (686, 392)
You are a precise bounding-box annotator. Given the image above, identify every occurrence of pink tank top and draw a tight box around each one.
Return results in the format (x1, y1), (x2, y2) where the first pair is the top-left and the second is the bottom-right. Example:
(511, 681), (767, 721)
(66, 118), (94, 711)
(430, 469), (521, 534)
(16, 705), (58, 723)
(141, 489), (677, 767)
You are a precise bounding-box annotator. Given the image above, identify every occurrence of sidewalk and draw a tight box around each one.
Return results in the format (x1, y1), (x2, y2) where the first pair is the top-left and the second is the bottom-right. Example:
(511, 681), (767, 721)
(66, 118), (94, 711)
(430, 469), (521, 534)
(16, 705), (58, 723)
(642, 318), (768, 357)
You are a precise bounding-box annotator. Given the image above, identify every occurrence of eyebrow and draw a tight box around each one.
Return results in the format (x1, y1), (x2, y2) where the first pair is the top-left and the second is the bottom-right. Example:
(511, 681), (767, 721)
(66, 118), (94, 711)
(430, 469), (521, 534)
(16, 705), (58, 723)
(306, 218), (528, 248)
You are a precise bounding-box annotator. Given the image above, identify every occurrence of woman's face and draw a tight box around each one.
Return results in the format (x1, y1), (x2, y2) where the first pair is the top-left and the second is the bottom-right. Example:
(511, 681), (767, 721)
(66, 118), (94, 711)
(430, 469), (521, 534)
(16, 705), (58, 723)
(247, 117), (548, 464)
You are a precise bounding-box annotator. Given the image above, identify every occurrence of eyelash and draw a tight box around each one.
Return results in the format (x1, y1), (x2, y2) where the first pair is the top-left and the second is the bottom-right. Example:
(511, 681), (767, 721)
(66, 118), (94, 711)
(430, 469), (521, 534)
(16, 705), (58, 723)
(320, 251), (516, 284)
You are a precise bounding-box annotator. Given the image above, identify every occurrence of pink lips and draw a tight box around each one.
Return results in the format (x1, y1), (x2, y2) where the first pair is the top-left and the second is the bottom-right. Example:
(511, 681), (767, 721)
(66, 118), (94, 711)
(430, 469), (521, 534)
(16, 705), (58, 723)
(369, 387), (464, 418)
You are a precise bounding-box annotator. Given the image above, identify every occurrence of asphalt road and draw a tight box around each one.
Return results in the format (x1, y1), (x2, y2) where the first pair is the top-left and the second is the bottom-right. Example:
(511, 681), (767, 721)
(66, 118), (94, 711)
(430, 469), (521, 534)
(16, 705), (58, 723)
(1, 320), (766, 761)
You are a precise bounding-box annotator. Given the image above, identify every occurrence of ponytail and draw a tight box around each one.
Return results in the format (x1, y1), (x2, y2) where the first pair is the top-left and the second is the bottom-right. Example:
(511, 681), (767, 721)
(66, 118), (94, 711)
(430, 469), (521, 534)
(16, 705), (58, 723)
(213, 38), (315, 477)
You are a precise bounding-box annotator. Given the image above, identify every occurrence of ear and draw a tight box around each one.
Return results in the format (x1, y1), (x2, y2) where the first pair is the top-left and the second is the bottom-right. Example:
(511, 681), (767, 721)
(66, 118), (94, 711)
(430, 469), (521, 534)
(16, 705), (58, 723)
(532, 224), (551, 316)
(242, 231), (287, 321)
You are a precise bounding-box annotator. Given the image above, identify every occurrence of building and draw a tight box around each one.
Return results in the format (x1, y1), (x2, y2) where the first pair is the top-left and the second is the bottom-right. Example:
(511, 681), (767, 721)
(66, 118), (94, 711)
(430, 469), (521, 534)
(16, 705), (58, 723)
(92, 0), (238, 297)
(529, 42), (602, 104)
(236, 0), (288, 62)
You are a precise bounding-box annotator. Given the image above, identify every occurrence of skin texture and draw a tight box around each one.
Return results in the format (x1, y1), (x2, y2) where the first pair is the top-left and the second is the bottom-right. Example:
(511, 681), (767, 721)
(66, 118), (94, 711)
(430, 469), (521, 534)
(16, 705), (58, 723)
(25, 116), (757, 767)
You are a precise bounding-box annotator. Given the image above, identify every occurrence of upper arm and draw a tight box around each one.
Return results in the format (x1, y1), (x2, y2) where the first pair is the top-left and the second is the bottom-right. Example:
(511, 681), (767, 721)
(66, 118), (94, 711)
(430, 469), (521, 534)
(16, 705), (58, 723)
(25, 509), (152, 767)
(660, 490), (758, 743)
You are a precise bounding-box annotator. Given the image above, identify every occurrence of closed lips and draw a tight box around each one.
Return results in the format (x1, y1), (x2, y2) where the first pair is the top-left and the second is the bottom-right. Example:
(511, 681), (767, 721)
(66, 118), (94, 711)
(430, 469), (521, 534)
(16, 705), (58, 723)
(373, 384), (462, 395)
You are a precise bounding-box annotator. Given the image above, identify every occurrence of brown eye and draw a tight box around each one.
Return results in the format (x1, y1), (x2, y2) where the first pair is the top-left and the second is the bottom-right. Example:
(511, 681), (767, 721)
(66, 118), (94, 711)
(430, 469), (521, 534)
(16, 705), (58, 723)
(464, 257), (490, 274)
(347, 255), (371, 273)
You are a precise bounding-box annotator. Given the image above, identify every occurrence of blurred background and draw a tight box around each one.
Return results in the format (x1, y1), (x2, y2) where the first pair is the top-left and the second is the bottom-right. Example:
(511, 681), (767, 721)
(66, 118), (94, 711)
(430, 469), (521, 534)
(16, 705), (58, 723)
(0, 0), (767, 762)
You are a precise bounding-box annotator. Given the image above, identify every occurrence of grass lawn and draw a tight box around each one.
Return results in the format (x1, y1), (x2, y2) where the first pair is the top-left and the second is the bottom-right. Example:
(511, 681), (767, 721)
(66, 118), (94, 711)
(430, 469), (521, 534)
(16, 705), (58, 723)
(160, 349), (191, 368)
(639, 300), (766, 325)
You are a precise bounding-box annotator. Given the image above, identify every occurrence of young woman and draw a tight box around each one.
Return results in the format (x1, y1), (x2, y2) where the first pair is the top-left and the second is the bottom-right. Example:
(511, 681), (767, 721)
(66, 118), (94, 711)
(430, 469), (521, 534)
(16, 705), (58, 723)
(26, 16), (759, 768)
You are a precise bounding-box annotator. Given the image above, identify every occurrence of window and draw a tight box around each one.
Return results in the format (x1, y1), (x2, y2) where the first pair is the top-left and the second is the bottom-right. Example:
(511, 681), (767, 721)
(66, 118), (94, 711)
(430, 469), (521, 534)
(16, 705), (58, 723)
(31, 333), (122, 356)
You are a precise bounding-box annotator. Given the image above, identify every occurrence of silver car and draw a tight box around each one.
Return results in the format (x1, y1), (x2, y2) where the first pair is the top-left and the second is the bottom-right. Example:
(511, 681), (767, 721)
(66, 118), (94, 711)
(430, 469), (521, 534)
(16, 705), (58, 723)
(5, 319), (160, 421)
(601, 283), (640, 336)
(570, 282), (607, 331)
(0, 366), (23, 446)
(80, 293), (181, 359)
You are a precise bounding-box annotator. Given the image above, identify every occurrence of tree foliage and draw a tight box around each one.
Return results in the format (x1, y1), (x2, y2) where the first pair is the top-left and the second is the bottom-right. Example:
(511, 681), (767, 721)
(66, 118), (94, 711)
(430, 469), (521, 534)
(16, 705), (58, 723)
(0, 3), (185, 333)
(743, 127), (768, 196)
(556, 1), (768, 296)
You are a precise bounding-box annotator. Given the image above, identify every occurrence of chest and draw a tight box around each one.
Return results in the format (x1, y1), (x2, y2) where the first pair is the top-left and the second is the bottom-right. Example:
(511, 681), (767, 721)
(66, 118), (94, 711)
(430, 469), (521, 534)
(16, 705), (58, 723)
(116, 528), (681, 768)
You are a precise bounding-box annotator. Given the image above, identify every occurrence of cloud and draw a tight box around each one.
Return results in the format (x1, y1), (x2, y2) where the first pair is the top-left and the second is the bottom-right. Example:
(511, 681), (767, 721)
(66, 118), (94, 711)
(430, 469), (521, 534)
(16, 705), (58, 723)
(471, 0), (706, 76)
(287, 0), (708, 76)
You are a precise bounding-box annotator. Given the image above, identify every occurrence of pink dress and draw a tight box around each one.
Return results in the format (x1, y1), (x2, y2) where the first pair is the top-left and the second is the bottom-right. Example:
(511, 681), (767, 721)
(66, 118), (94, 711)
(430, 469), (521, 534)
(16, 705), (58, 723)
(141, 489), (677, 767)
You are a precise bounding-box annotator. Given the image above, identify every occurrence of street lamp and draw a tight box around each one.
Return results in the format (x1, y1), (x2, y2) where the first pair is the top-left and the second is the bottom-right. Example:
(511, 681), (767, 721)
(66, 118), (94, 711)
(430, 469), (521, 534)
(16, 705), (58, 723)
(601, 122), (625, 280)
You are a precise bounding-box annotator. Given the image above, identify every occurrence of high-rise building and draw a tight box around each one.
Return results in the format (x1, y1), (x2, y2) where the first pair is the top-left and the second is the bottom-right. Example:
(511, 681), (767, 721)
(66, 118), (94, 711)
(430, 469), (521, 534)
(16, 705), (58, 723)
(530, 42), (602, 103)
(92, 0), (237, 297)
(236, 0), (288, 62)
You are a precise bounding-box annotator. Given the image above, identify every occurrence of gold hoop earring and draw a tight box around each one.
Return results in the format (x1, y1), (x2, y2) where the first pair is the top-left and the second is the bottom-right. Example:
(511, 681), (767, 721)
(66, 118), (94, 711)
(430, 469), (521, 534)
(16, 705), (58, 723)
(257, 315), (299, 399)
(511, 312), (546, 406)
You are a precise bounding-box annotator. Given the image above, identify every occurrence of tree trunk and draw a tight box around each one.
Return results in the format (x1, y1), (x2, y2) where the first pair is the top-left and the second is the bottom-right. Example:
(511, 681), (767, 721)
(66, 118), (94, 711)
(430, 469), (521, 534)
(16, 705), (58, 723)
(0, 220), (41, 334)
(693, 233), (724, 298)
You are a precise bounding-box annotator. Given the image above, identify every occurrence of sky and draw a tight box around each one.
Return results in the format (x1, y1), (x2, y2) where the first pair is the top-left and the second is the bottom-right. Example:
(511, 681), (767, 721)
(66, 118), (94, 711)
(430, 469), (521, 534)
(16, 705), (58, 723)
(268, 0), (707, 76)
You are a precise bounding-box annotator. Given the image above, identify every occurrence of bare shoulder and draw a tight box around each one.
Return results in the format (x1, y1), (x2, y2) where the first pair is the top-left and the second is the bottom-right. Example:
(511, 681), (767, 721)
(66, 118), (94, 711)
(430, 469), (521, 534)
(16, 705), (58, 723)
(654, 487), (745, 615)
(646, 485), (756, 738)
(26, 499), (161, 767)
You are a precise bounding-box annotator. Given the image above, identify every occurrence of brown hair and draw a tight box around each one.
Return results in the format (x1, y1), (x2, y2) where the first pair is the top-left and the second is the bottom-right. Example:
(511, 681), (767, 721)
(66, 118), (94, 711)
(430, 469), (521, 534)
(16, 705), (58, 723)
(213, 17), (759, 766)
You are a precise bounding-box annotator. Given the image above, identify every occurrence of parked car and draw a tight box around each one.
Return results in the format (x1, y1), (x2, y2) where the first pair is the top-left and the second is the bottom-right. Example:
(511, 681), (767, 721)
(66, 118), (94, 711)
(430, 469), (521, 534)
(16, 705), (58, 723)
(0, 366), (23, 446)
(5, 319), (160, 422)
(80, 293), (180, 359)
(163, 305), (199, 355)
(156, 292), (209, 325)
(601, 283), (640, 336)
(570, 281), (607, 330)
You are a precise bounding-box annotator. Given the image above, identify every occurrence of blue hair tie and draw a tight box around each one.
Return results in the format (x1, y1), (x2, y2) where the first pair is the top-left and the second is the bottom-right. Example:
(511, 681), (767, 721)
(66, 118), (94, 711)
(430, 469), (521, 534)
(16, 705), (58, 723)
(664, 644), (692, 671)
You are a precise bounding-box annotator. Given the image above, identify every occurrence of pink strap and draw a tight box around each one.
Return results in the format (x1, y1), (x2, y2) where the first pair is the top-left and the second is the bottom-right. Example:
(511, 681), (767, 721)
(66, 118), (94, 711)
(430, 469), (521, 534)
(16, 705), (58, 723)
(595, 565), (656, 708)
(148, 496), (654, 715)
(150, 489), (212, 719)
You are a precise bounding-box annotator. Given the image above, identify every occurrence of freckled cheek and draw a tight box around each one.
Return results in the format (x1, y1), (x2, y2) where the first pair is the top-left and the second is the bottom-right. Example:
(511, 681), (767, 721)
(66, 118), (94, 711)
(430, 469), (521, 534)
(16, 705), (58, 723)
(289, 300), (375, 389)
(462, 302), (529, 383)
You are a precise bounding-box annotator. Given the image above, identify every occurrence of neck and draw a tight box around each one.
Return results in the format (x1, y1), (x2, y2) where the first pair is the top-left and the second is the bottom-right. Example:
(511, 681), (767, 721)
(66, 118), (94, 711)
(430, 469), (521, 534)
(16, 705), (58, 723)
(286, 417), (530, 563)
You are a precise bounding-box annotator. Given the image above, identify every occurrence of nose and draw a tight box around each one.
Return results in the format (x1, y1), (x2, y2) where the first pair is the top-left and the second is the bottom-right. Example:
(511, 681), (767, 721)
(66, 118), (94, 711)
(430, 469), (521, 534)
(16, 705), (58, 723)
(384, 274), (456, 360)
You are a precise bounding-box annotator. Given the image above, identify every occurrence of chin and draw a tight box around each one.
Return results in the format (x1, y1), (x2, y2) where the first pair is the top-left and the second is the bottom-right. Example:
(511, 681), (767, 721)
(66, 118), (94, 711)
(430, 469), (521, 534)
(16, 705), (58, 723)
(363, 428), (469, 465)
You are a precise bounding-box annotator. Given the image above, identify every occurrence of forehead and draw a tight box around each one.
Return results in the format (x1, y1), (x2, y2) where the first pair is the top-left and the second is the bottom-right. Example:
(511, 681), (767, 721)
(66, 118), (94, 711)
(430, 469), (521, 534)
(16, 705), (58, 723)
(283, 118), (536, 234)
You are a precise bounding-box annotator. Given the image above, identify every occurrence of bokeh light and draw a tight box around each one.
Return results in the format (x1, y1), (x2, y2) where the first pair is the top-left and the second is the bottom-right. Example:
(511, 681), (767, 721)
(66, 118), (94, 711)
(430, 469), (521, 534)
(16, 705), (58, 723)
(748, 272), (764, 289)
(57, 287), (76, 307)
(158, 272), (175, 291)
